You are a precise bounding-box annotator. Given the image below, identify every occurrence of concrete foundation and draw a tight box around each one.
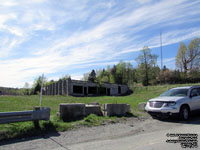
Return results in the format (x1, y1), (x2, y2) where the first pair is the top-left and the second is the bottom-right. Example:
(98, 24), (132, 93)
(103, 104), (130, 117)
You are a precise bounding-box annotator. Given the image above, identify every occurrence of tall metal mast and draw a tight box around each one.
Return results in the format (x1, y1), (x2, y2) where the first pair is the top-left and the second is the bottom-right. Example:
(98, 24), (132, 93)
(160, 30), (163, 69)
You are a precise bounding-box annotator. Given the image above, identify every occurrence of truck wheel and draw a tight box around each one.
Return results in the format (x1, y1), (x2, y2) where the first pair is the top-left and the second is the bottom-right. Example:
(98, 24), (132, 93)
(179, 106), (189, 120)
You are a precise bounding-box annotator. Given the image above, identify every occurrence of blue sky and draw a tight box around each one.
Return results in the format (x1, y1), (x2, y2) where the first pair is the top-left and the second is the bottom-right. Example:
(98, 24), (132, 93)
(0, 0), (200, 88)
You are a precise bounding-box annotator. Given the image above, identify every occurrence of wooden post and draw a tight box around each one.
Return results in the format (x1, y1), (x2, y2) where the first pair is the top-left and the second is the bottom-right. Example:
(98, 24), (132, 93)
(33, 107), (40, 129)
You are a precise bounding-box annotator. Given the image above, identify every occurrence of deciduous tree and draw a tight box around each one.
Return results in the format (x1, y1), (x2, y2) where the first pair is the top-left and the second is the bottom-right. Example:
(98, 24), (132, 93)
(176, 38), (200, 75)
(136, 46), (158, 86)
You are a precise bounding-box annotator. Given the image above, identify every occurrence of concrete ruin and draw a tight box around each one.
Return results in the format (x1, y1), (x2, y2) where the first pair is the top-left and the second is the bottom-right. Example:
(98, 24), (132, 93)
(44, 78), (129, 96)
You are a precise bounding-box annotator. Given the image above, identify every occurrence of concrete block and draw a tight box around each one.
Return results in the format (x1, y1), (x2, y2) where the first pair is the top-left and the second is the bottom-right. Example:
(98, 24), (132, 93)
(88, 102), (100, 105)
(85, 105), (103, 116)
(138, 103), (146, 111)
(59, 103), (85, 121)
(103, 104), (130, 117)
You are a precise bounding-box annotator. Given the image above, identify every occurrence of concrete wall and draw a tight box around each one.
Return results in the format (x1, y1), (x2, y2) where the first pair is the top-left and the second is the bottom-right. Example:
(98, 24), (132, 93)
(121, 85), (129, 95)
(104, 83), (118, 96)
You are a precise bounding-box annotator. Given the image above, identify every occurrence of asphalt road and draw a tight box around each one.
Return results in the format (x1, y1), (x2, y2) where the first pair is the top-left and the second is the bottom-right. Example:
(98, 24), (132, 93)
(67, 122), (200, 150)
(1, 116), (200, 150)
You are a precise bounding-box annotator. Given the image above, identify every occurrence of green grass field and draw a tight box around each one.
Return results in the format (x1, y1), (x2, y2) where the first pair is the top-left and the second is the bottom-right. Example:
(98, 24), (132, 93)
(0, 83), (199, 140)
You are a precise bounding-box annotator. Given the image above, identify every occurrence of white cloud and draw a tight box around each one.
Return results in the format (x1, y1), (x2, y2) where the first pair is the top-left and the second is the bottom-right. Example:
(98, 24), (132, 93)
(0, 13), (17, 26)
(0, 1), (17, 7)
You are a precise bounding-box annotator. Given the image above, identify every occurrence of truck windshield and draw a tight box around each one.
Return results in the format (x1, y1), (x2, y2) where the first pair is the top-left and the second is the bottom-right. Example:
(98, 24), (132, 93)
(160, 88), (188, 97)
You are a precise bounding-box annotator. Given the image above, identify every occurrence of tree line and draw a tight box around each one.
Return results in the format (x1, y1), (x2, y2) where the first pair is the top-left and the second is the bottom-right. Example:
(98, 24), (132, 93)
(84, 38), (200, 86)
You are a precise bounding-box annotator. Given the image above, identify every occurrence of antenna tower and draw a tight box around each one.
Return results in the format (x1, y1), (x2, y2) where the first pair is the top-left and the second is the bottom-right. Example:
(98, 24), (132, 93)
(160, 30), (163, 69)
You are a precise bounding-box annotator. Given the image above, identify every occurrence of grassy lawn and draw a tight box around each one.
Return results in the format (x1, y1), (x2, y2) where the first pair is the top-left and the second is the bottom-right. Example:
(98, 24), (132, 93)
(0, 83), (199, 140)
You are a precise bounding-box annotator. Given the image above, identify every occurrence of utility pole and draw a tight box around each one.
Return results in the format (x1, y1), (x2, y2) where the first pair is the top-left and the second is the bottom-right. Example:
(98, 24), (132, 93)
(160, 30), (163, 70)
(40, 74), (44, 108)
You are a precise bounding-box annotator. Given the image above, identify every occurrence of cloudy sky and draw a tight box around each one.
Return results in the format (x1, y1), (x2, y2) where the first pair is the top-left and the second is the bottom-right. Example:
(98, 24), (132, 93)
(0, 0), (200, 88)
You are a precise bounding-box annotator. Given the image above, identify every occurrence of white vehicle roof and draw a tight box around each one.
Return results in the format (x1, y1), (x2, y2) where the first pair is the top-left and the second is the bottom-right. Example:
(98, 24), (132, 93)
(172, 86), (200, 90)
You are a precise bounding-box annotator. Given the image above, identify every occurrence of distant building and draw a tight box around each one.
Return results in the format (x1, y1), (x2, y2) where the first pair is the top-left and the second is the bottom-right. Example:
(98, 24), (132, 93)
(0, 87), (19, 95)
(44, 78), (129, 96)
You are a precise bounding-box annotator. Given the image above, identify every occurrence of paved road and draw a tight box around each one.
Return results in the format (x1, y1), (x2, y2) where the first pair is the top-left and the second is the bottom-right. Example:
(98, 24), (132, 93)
(1, 116), (200, 150)
(68, 123), (200, 150)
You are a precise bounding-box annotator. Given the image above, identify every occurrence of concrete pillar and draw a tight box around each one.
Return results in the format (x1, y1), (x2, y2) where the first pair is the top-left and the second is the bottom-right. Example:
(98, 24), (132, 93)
(58, 81), (61, 95)
(53, 83), (56, 95)
(43, 87), (46, 95)
(65, 80), (68, 96)
(45, 86), (48, 95)
(49, 85), (51, 95)
(96, 87), (98, 95)
(56, 82), (59, 95)
(67, 78), (72, 96)
(63, 80), (66, 95)
(45, 86), (49, 95)
(43, 88), (46, 95)
(50, 84), (53, 95)
(61, 80), (64, 95)
(46, 86), (49, 95)
(48, 85), (51, 95)
(87, 86), (88, 95)
(54, 82), (57, 95)
(59, 80), (62, 95)
(58, 82), (60, 95)
(58, 81), (60, 95)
